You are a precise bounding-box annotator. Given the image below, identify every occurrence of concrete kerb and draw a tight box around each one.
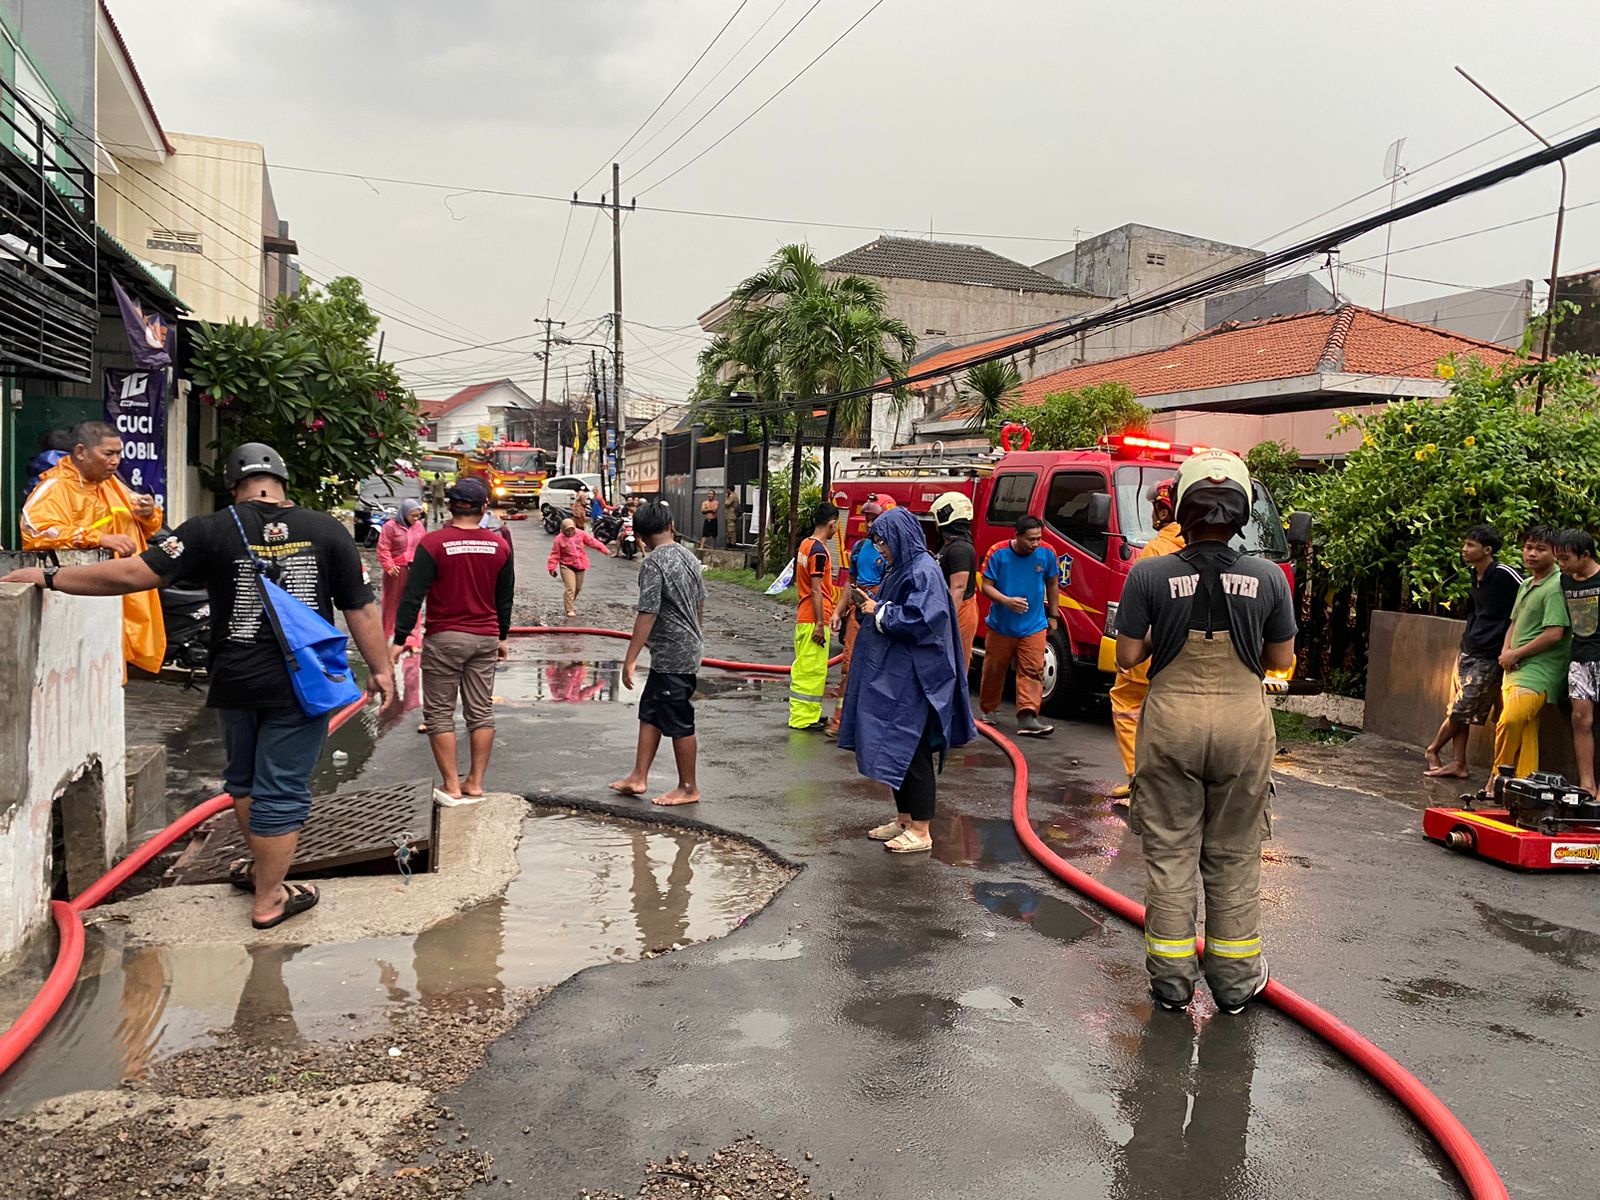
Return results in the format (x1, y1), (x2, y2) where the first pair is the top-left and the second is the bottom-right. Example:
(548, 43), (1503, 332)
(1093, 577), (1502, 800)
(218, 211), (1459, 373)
(524, 789), (807, 874)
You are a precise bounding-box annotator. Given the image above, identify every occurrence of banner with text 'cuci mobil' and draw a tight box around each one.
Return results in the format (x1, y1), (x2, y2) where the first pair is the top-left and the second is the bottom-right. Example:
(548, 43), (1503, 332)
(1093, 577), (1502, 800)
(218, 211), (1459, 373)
(104, 367), (167, 510)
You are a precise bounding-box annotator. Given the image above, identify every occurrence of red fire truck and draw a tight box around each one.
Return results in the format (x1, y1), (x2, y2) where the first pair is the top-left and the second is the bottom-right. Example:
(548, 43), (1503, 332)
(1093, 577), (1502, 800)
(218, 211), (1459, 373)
(460, 441), (551, 510)
(829, 434), (1311, 712)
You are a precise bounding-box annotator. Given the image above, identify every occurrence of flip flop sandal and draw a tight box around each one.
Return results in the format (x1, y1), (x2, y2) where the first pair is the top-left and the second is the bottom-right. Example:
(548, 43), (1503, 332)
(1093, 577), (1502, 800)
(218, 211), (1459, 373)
(867, 820), (905, 841)
(251, 882), (321, 930)
(228, 859), (255, 893)
(884, 831), (933, 854)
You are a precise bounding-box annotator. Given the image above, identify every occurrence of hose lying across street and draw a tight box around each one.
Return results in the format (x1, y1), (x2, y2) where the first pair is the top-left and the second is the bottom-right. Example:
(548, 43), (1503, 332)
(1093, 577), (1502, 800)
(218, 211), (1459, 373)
(0, 628), (1509, 1199)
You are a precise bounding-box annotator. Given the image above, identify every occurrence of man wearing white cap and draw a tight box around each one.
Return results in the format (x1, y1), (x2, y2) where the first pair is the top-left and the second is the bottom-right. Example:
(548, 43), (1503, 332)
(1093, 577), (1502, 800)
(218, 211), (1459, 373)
(1114, 449), (1297, 1015)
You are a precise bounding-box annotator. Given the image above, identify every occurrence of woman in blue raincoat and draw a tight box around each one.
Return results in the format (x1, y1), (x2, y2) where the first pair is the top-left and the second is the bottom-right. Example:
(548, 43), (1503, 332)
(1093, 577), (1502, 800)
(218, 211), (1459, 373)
(839, 505), (977, 853)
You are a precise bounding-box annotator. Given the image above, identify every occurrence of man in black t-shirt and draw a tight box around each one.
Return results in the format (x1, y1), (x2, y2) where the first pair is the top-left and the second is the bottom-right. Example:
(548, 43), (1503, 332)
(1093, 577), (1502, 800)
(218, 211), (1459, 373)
(1116, 450), (1296, 1016)
(1424, 526), (1522, 780)
(4, 443), (391, 932)
(1556, 528), (1600, 796)
(932, 491), (979, 669)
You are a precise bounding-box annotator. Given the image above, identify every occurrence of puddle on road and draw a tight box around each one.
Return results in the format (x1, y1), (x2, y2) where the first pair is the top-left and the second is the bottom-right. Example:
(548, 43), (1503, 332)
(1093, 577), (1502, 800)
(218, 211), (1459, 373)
(1474, 902), (1600, 969)
(0, 810), (781, 1114)
(931, 809), (1124, 867)
(972, 881), (1101, 944)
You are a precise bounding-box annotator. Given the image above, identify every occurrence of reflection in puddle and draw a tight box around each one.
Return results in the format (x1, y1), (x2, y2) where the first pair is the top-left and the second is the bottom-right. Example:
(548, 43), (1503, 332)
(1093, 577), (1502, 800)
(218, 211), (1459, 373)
(1474, 902), (1600, 969)
(0, 812), (781, 1113)
(973, 881), (1100, 943)
(931, 810), (1123, 867)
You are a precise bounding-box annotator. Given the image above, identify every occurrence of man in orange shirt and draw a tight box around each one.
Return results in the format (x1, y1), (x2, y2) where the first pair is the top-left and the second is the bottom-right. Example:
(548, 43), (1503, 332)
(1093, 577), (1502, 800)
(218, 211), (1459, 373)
(1109, 479), (1185, 797)
(22, 420), (165, 673)
(789, 501), (839, 729)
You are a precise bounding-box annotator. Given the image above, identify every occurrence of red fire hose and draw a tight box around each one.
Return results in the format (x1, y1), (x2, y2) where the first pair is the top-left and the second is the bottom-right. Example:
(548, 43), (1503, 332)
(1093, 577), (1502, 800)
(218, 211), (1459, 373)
(0, 632), (1510, 1200)
(506, 625), (843, 674)
(0, 692), (369, 1077)
(983, 721), (1509, 1200)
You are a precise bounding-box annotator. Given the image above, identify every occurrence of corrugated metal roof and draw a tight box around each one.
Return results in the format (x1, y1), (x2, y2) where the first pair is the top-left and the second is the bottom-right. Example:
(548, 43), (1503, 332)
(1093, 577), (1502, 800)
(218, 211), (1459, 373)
(824, 236), (1093, 296)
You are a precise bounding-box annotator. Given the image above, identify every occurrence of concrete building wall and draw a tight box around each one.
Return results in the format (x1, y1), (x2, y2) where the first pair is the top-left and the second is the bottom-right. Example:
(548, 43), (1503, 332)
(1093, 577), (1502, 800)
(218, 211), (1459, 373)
(0, 578), (127, 962)
(0, 0), (95, 147)
(819, 271), (1101, 345)
(1386, 282), (1532, 348)
(102, 134), (269, 324)
(1204, 275), (1337, 327)
(1366, 611), (1577, 774)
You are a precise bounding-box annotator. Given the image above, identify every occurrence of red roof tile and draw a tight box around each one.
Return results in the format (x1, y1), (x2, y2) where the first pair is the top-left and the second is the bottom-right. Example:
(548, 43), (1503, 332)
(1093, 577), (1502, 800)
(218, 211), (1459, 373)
(886, 321), (1073, 393)
(945, 306), (1516, 418)
(419, 379), (512, 420)
(99, 2), (176, 155)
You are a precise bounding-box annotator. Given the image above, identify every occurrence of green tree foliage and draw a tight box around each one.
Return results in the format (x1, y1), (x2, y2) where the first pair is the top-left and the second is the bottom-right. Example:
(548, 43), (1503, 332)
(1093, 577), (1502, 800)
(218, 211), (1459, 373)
(991, 381), (1148, 450)
(693, 244), (916, 551)
(1244, 439), (1306, 510)
(1295, 352), (1600, 608)
(962, 360), (1022, 430)
(189, 277), (421, 508)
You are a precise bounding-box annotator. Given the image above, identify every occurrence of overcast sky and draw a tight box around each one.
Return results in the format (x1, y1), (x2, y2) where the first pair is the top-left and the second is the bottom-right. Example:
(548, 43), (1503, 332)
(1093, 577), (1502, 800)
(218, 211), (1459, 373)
(110, 0), (1600, 403)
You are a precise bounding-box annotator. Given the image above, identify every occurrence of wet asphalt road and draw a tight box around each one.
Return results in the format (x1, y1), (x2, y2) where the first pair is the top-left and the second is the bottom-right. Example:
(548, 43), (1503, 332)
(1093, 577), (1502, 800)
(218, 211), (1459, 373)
(355, 523), (1600, 1200)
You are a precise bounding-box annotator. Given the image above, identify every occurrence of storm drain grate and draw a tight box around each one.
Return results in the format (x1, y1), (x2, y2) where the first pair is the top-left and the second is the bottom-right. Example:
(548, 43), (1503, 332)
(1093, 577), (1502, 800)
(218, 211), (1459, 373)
(166, 781), (436, 885)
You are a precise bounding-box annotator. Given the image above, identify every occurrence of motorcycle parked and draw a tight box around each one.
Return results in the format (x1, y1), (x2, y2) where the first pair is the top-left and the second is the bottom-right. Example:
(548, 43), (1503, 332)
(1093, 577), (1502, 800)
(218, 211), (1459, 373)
(591, 511), (622, 544)
(541, 504), (572, 535)
(355, 503), (399, 547)
(151, 526), (210, 679)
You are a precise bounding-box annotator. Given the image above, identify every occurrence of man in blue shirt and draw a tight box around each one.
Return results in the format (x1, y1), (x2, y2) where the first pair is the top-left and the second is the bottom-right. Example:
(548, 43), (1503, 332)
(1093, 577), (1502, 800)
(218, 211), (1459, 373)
(828, 497), (890, 738)
(978, 515), (1059, 736)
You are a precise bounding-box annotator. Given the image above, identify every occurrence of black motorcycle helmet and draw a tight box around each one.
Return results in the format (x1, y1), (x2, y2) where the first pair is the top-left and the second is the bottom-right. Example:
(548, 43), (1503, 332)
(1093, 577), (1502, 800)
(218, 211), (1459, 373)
(224, 442), (290, 489)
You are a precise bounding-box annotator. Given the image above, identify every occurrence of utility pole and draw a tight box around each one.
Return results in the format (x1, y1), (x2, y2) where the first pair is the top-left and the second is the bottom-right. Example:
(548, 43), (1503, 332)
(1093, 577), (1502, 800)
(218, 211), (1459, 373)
(572, 165), (634, 502)
(1455, 66), (1566, 411)
(535, 314), (565, 429)
(562, 365), (571, 473)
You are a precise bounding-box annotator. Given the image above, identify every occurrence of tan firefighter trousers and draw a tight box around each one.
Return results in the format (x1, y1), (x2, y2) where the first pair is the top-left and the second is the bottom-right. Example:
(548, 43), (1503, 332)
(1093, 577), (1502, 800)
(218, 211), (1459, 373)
(1131, 630), (1273, 1008)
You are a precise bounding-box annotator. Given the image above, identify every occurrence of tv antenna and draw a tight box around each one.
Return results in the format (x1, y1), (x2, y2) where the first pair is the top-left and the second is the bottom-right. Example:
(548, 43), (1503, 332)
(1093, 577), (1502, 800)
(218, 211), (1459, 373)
(1379, 136), (1408, 309)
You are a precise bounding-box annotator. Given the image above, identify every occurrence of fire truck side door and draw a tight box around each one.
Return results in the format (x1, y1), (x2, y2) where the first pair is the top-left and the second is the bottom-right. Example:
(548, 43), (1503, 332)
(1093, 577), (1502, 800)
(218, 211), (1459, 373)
(1039, 468), (1113, 660)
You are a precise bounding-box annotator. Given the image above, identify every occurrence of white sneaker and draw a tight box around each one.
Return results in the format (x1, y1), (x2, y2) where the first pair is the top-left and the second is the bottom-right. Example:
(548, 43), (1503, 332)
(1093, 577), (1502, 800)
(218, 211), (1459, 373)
(980, 710), (1000, 724)
(1217, 960), (1270, 1015)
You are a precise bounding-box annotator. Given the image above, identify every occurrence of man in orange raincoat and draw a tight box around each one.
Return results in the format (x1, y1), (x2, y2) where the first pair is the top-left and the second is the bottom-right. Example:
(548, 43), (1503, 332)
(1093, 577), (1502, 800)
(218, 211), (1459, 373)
(22, 420), (166, 673)
(1109, 478), (1184, 798)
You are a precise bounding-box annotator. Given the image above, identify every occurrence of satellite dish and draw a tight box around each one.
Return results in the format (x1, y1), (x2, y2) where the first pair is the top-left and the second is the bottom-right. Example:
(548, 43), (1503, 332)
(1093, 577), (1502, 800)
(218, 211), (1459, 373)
(1383, 136), (1407, 181)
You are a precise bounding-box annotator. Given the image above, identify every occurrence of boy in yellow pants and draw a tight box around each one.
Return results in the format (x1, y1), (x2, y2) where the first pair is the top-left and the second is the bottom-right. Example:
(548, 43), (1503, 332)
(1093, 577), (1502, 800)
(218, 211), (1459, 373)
(1492, 526), (1571, 777)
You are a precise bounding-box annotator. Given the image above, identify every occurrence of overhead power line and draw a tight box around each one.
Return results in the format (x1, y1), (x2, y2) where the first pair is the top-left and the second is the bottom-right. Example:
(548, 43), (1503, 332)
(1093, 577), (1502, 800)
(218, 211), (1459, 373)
(634, 0), (890, 197)
(621, 0), (827, 187)
(693, 123), (1600, 415)
(578, 0), (754, 191)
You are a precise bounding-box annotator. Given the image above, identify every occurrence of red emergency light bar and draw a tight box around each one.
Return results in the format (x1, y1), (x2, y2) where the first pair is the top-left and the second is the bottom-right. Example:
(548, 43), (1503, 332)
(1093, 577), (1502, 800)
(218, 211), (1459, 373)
(1100, 433), (1228, 459)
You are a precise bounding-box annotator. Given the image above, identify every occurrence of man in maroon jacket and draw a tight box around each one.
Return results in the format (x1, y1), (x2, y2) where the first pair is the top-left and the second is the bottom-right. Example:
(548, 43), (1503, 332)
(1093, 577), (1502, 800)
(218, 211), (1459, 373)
(394, 478), (514, 799)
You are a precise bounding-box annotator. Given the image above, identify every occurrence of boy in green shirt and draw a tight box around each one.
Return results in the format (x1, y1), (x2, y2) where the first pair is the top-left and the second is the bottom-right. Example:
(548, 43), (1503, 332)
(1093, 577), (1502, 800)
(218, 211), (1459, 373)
(1492, 526), (1572, 777)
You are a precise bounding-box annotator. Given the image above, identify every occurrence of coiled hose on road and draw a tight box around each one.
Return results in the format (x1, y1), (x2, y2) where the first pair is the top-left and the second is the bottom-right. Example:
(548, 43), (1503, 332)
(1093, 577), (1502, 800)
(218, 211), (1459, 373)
(0, 629), (1507, 1199)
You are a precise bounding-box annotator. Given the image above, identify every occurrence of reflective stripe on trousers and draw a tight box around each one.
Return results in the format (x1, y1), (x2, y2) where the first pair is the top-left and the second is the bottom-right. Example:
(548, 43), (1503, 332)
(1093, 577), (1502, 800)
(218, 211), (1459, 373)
(789, 623), (830, 728)
(1131, 630), (1273, 1008)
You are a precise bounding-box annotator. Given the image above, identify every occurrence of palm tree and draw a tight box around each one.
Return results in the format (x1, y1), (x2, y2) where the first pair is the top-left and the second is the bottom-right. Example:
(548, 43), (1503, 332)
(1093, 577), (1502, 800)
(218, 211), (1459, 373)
(706, 244), (917, 557)
(808, 276), (916, 487)
(963, 359), (1023, 432)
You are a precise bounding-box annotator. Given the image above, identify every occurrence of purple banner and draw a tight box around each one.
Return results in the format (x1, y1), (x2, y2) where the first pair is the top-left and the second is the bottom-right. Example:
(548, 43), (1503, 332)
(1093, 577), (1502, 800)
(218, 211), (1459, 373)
(104, 367), (168, 510)
(111, 276), (173, 369)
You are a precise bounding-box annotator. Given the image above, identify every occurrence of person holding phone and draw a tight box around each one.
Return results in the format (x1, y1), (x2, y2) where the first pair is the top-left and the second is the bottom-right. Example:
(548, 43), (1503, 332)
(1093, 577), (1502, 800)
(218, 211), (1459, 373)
(838, 506), (976, 854)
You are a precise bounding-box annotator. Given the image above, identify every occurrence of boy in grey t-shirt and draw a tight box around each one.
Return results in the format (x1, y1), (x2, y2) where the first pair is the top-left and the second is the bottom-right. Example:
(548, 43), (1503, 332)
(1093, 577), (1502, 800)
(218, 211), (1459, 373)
(609, 501), (707, 806)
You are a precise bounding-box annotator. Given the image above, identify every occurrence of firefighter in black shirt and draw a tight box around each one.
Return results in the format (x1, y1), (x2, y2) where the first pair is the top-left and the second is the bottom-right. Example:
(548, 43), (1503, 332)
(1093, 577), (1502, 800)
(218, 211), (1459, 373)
(1115, 450), (1297, 1015)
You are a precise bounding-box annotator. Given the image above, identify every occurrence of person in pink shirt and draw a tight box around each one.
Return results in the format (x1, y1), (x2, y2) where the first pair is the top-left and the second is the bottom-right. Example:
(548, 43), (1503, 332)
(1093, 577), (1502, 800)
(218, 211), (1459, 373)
(548, 516), (610, 618)
(377, 499), (428, 643)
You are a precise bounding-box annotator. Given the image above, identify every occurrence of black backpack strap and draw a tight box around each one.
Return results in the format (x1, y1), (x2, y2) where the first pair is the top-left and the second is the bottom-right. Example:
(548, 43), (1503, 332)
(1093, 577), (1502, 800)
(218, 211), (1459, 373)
(1177, 544), (1241, 638)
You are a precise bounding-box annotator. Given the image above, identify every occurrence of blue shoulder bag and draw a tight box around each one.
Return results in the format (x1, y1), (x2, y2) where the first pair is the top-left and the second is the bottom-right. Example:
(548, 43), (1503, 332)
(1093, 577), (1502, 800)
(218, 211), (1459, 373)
(229, 505), (364, 717)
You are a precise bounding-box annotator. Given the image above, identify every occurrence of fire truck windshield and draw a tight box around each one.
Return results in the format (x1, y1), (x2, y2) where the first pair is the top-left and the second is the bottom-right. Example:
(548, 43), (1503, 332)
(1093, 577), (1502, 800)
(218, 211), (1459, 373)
(1114, 465), (1290, 562)
(492, 450), (545, 473)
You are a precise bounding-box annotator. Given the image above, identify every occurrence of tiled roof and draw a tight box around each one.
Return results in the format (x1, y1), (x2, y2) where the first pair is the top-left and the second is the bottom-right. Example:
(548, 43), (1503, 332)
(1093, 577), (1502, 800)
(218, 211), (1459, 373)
(420, 380), (514, 420)
(99, 2), (176, 155)
(945, 306), (1517, 418)
(824, 236), (1092, 296)
(896, 320), (1073, 392)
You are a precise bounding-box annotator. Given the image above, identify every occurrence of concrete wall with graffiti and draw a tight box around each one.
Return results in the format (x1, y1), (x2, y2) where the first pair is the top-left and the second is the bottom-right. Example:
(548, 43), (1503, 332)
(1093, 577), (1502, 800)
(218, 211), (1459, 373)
(0, 579), (126, 961)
